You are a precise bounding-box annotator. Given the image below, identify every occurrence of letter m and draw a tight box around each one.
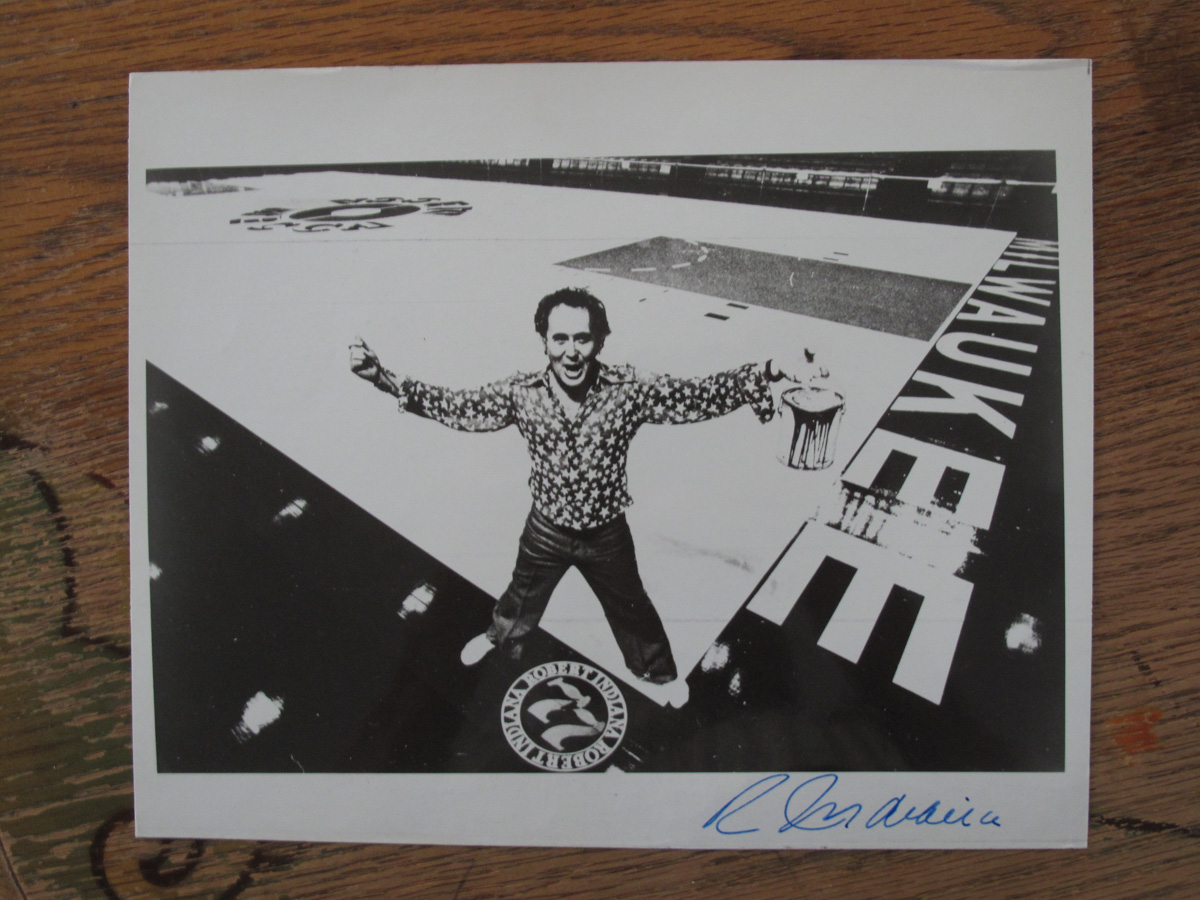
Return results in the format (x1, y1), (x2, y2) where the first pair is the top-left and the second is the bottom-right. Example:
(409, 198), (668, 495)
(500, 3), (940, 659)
(975, 276), (1055, 307)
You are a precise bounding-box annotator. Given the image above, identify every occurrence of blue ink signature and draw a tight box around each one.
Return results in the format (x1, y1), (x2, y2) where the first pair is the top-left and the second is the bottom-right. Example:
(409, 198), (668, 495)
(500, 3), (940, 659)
(703, 773), (1001, 835)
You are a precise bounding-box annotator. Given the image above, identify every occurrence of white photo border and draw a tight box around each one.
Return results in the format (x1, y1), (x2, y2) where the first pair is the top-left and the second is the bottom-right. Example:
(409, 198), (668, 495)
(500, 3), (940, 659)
(128, 60), (1093, 849)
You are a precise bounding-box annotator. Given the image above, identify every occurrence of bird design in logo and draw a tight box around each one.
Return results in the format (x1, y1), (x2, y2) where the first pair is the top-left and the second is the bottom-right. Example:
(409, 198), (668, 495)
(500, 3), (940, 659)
(502, 662), (627, 771)
(530, 677), (604, 751)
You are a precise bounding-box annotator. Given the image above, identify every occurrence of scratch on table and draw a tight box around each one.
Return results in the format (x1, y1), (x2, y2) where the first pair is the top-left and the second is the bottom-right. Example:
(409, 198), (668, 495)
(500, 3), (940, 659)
(451, 860), (475, 900)
(1092, 815), (1200, 839)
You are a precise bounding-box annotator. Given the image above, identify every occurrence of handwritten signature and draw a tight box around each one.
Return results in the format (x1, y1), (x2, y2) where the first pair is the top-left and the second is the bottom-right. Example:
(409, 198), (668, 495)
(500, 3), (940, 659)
(703, 773), (1001, 835)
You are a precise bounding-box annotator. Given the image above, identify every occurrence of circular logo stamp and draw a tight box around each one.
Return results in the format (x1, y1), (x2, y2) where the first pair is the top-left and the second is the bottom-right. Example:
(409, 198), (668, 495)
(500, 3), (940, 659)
(501, 661), (627, 772)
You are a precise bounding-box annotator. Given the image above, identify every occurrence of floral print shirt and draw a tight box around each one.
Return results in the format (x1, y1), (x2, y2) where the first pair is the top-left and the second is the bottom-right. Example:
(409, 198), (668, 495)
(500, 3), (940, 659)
(399, 362), (775, 530)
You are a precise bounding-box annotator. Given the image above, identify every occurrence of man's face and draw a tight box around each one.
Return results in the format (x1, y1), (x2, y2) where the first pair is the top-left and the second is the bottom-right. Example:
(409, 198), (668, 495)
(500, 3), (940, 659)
(544, 304), (599, 389)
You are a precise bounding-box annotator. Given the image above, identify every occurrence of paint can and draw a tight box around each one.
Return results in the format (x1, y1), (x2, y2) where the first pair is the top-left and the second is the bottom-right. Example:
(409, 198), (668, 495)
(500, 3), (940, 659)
(777, 386), (845, 470)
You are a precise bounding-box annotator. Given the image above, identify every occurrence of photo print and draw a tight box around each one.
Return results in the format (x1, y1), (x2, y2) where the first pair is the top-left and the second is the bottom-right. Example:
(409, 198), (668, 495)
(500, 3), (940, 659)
(129, 62), (1092, 848)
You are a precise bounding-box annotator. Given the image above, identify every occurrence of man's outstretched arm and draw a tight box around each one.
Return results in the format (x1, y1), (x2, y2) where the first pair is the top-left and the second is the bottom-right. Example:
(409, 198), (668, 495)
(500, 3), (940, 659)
(349, 338), (516, 432)
(640, 351), (830, 426)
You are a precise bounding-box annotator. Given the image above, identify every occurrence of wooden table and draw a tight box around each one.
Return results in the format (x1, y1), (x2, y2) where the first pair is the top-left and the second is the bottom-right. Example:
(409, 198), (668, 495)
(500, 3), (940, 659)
(3, 2), (1198, 897)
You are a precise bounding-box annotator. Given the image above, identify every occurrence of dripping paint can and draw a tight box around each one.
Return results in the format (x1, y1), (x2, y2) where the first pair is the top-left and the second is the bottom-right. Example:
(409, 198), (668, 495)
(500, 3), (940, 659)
(777, 386), (845, 470)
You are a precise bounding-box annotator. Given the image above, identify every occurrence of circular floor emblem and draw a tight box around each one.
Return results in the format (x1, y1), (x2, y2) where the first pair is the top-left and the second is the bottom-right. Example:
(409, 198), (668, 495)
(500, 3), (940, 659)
(501, 661), (627, 772)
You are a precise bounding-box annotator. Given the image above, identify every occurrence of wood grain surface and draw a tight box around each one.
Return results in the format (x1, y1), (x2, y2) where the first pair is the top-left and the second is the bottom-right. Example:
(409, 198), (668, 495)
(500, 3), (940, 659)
(2, 1), (1198, 897)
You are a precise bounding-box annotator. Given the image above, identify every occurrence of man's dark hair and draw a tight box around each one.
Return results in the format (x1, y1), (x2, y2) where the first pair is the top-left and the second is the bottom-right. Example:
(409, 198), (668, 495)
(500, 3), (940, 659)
(534, 288), (611, 345)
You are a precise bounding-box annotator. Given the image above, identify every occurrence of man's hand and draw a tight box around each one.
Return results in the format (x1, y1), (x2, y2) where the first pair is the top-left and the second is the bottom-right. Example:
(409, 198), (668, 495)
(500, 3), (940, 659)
(350, 338), (401, 397)
(767, 349), (830, 386)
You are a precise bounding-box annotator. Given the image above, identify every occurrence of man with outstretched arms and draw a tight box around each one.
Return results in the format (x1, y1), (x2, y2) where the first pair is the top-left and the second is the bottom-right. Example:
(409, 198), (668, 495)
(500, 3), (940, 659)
(351, 287), (827, 706)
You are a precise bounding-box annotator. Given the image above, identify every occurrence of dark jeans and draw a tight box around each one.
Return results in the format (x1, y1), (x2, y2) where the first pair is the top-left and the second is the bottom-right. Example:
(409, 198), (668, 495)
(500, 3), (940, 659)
(487, 507), (678, 683)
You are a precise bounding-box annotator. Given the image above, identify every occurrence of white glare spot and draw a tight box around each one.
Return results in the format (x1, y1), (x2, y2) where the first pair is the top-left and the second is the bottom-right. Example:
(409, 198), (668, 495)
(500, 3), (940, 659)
(399, 582), (437, 619)
(1005, 613), (1041, 654)
(148, 563), (162, 581)
(273, 498), (307, 522)
(197, 435), (221, 454)
(700, 642), (731, 673)
(728, 670), (743, 697)
(233, 691), (283, 742)
(148, 401), (169, 415)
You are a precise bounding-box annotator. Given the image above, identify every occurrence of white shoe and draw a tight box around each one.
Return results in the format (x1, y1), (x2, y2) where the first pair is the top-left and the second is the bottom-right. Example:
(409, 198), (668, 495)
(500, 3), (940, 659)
(662, 679), (690, 709)
(635, 673), (691, 709)
(460, 633), (495, 666)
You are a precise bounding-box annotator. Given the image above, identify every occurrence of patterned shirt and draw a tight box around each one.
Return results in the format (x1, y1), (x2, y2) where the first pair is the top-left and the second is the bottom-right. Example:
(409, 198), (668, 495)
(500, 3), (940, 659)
(399, 362), (776, 530)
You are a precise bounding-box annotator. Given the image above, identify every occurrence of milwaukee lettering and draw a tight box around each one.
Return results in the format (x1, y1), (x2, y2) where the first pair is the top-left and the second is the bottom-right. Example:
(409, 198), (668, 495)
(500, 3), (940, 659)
(748, 236), (1060, 705)
(893, 238), (1058, 440)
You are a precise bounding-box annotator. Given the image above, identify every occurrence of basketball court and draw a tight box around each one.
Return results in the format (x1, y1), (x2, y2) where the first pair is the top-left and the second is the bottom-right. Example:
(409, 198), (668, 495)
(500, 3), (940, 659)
(136, 169), (1016, 714)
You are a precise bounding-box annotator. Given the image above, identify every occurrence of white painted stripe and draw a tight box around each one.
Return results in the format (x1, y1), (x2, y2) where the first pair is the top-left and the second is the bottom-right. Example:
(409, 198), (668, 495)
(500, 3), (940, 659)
(816, 564), (895, 664)
(746, 526), (824, 625)
(891, 577), (972, 704)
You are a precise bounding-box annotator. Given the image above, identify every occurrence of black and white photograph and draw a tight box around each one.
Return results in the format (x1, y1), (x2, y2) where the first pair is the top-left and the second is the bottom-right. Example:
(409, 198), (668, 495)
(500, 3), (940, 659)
(128, 62), (1093, 849)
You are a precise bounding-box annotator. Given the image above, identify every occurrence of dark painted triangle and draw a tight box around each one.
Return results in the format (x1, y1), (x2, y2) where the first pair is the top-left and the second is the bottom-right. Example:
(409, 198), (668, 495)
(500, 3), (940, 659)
(145, 362), (662, 773)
